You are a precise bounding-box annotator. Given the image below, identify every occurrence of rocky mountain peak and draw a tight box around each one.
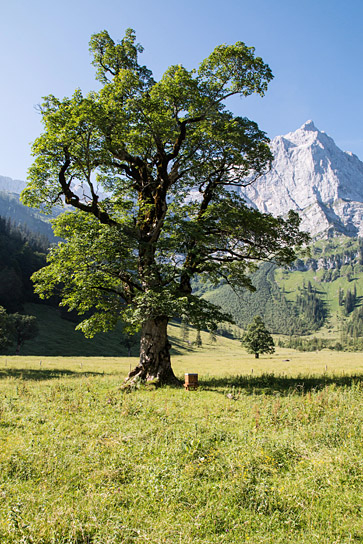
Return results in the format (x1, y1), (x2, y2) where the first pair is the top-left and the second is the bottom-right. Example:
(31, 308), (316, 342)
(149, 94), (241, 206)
(241, 122), (363, 238)
(301, 120), (317, 131)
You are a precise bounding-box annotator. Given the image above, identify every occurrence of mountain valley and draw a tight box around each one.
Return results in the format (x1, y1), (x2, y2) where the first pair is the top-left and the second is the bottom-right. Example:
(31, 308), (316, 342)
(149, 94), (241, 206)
(1, 122), (362, 353)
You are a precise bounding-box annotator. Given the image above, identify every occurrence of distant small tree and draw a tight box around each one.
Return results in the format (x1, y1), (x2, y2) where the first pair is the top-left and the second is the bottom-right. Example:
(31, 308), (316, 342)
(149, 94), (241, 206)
(241, 315), (275, 358)
(344, 289), (355, 315)
(338, 288), (344, 306)
(181, 317), (190, 344)
(194, 328), (202, 347)
(0, 306), (13, 351)
(209, 329), (217, 344)
(8, 314), (38, 354)
(120, 327), (140, 357)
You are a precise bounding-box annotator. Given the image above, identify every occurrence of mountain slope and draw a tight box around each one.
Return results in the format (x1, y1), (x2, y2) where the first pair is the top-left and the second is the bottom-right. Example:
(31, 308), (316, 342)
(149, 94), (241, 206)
(200, 236), (363, 342)
(0, 175), (26, 194)
(0, 191), (57, 241)
(240, 121), (363, 237)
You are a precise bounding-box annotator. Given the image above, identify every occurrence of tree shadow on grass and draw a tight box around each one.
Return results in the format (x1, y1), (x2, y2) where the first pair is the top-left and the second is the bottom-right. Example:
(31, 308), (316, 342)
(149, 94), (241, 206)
(0, 368), (104, 381)
(199, 373), (363, 396)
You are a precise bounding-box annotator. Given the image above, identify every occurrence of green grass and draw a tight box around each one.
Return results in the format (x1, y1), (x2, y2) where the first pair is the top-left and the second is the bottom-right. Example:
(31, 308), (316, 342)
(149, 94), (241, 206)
(1, 348), (363, 543)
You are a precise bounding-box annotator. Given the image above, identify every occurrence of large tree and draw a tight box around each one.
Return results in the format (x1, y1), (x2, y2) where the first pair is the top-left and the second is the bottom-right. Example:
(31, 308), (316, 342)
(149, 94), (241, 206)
(21, 29), (308, 385)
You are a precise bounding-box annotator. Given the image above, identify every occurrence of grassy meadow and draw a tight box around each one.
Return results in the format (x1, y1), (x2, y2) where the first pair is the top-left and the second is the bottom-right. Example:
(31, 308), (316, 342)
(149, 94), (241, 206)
(1, 332), (363, 543)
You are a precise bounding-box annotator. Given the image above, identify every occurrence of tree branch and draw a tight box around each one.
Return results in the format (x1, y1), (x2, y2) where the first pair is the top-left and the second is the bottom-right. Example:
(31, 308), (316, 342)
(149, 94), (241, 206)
(58, 148), (119, 227)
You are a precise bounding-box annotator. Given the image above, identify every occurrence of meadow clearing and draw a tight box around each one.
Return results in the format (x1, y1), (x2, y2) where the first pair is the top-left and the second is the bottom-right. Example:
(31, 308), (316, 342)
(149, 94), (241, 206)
(1, 330), (363, 543)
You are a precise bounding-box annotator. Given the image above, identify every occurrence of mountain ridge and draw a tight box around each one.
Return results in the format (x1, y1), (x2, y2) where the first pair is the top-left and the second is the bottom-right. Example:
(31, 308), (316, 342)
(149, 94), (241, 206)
(1, 121), (363, 238)
(0, 175), (26, 195)
(240, 121), (363, 238)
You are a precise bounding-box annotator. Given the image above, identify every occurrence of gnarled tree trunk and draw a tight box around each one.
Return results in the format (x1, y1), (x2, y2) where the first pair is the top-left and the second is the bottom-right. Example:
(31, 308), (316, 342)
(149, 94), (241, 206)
(126, 316), (180, 386)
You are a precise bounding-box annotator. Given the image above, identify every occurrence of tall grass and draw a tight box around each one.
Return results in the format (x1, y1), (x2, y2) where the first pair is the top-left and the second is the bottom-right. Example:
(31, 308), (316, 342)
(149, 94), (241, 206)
(1, 352), (363, 543)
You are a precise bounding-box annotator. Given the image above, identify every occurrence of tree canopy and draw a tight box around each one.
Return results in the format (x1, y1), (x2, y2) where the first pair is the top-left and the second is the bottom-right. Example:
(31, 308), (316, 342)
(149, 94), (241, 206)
(21, 29), (308, 384)
(0, 306), (12, 350)
(0, 306), (38, 354)
(241, 315), (275, 358)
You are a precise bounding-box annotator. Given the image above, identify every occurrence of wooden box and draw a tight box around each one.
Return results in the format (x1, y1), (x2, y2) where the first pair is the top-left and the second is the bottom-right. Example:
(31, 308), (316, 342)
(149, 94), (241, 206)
(184, 373), (199, 390)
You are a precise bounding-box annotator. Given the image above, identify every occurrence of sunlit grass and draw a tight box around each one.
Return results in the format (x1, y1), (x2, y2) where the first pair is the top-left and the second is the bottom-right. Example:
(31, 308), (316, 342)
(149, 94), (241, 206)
(2, 345), (363, 380)
(1, 337), (363, 543)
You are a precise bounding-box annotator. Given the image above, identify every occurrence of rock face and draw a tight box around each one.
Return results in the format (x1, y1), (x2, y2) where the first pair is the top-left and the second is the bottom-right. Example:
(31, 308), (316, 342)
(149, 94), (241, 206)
(0, 175), (26, 195)
(240, 121), (363, 237)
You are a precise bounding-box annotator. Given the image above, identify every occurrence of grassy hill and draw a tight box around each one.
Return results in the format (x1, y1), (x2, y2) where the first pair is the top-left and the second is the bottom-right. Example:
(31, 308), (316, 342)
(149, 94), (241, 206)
(275, 237), (363, 311)
(2, 303), (135, 357)
(275, 236), (363, 338)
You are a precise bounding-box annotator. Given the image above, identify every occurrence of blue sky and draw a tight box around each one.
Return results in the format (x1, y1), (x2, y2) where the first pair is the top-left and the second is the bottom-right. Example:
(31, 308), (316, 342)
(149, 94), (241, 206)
(1, 0), (362, 180)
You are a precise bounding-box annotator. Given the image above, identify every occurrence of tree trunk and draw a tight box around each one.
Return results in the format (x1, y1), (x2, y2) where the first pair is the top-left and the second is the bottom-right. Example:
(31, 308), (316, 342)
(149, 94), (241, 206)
(255, 352), (259, 359)
(125, 317), (180, 386)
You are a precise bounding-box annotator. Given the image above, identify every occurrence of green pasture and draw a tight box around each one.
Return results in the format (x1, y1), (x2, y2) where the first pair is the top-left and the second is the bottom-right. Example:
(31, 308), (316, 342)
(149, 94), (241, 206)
(1, 342), (363, 543)
(3, 346), (363, 379)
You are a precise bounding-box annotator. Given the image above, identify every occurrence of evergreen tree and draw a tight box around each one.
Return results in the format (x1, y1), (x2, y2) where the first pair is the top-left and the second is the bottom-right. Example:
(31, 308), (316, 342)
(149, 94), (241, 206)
(339, 288), (344, 306)
(194, 328), (202, 347)
(181, 317), (190, 344)
(344, 289), (355, 314)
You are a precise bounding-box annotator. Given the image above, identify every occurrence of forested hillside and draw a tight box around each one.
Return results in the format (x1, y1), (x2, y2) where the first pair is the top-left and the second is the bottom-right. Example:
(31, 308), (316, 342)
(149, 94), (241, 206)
(0, 191), (57, 241)
(198, 263), (325, 335)
(196, 264), (304, 335)
(0, 217), (48, 312)
(199, 236), (363, 348)
(0, 217), (141, 356)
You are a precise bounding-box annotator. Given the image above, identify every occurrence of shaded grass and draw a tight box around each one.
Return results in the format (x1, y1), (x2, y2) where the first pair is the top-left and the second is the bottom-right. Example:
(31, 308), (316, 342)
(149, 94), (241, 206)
(202, 372), (363, 395)
(6, 304), (132, 357)
(0, 368), (103, 381)
(2, 362), (363, 394)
